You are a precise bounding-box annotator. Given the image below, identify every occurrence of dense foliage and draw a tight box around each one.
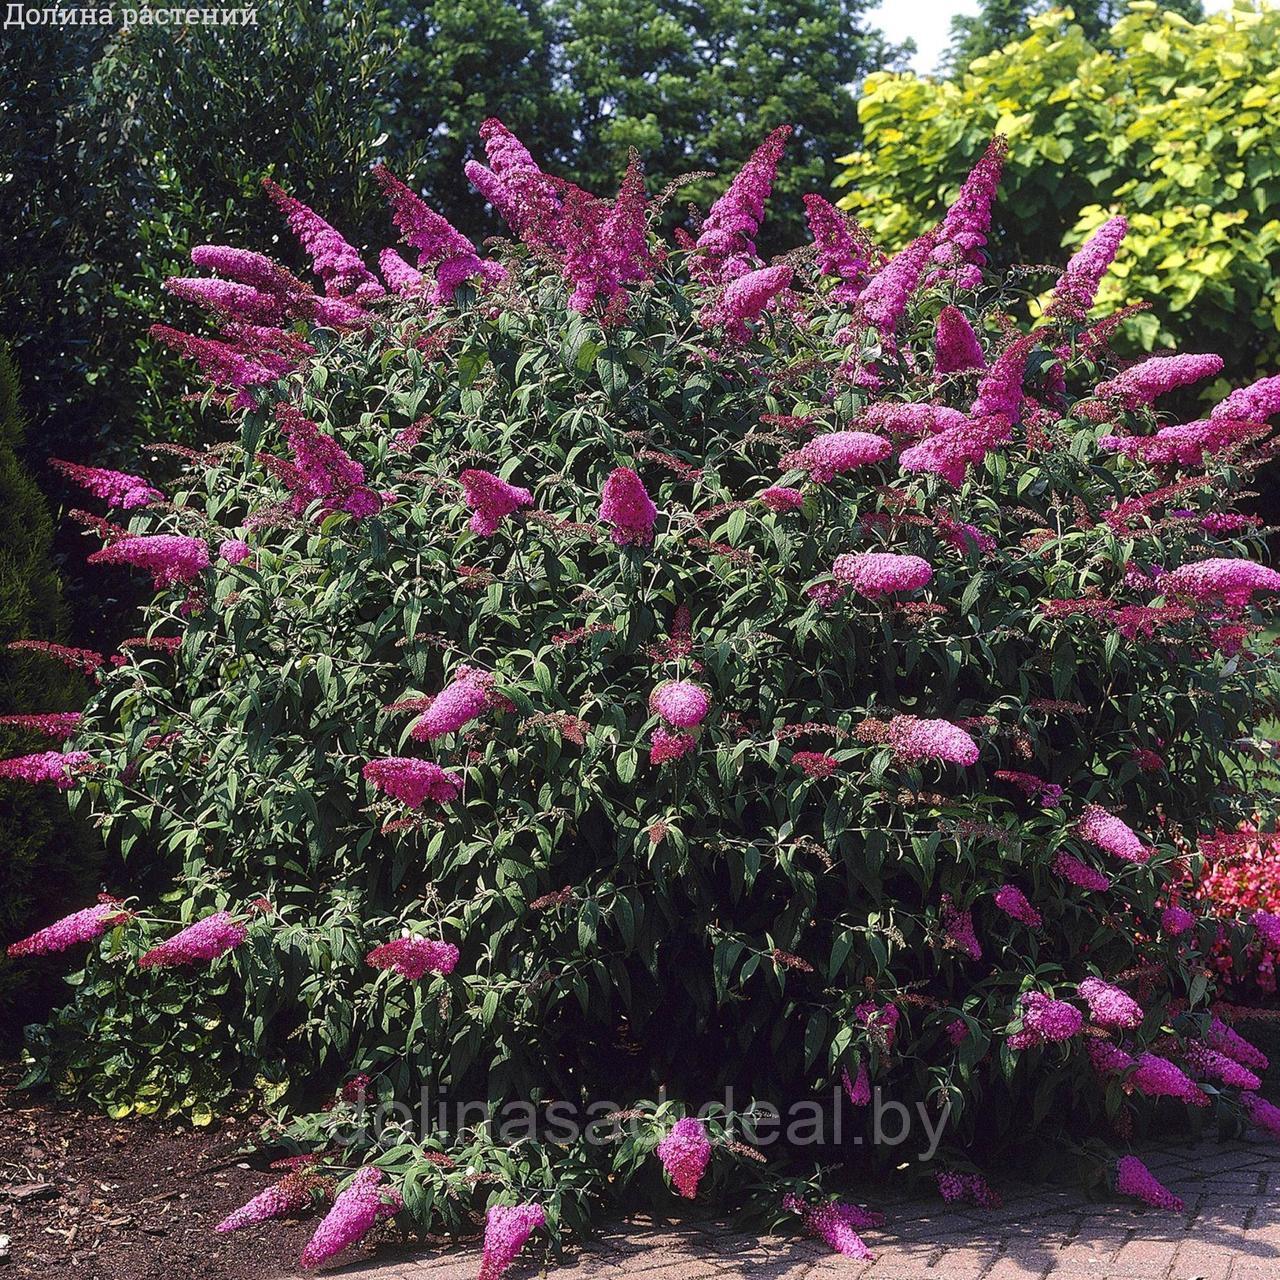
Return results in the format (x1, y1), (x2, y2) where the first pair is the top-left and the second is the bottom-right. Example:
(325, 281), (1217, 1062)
(837, 2), (1280, 381)
(0, 344), (95, 1041)
(8, 120), (1280, 1268)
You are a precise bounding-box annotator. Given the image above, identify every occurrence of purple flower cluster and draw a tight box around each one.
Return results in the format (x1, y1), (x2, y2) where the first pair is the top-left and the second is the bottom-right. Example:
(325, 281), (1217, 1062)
(887, 716), (979, 766)
(703, 264), (793, 342)
(1115, 1155), (1183, 1213)
(216, 1171), (317, 1233)
(365, 936), (460, 981)
(50, 458), (161, 509)
(832, 551), (933, 599)
(924, 137), (1007, 290)
(783, 1194), (881, 1259)
(803, 194), (869, 302)
(650, 681), (710, 729)
(993, 885), (1042, 927)
(1095, 353), (1225, 407)
(1049, 216), (1128, 316)
(1008, 992), (1083, 1049)
(373, 164), (506, 303)
(478, 1203), (546, 1280)
(1164, 557), (1280, 608)
(460, 469), (534, 536)
(87, 534), (210, 589)
(0, 749), (93, 789)
(6, 898), (131, 957)
(411, 668), (494, 741)
(300, 1167), (402, 1269)
(362, 758), (463, 808)
(137, 912), (248, 969)
(1077, 805), (1151, 864)
(933, 306), (985, 375)
(259, 182), (383, 302)
(1077, 977), (1142, 1029)
(1053, 850), (1111, 891)
(899, 415), (1011, 486)
(273, 404), (383, 521)
(941, 898), (982, 960)
(693, 126), (791, 281)
(656, 1117), (712, 1198)
(859, 231), (937, 337)
(599, 467), (658, 547)
(790, 430), (892, 483)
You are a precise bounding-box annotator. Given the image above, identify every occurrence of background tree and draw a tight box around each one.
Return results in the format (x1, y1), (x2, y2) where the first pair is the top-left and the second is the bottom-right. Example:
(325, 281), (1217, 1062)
(838, 2), (1280, 382)
(944, 0), (1204, 74)
(0, 344), (95, 1044)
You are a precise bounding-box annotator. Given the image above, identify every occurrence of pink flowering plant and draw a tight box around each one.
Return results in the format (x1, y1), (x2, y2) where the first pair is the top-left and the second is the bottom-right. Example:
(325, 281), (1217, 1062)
(8, 120), (1280, 1262)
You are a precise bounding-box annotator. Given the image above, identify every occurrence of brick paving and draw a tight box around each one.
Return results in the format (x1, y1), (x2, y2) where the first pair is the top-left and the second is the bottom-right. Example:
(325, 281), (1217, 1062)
(308, 1136), (1279, 1280)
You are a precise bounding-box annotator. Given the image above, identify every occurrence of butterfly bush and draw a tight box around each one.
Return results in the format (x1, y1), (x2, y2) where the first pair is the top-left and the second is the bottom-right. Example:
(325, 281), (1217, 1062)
(8, 119), (1280, 1265)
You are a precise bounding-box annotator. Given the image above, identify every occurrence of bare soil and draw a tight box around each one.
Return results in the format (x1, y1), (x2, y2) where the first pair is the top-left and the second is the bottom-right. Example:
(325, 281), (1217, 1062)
(0, 1069), (394, 1279)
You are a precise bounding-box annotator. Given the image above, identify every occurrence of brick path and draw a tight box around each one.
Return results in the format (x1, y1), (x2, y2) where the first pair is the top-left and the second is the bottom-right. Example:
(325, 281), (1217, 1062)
(309, 1136), (1279, 1280)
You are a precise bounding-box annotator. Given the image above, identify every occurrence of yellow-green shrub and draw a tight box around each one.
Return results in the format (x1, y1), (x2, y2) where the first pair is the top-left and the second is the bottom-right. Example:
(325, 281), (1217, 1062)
(836, 1), (1280, 376)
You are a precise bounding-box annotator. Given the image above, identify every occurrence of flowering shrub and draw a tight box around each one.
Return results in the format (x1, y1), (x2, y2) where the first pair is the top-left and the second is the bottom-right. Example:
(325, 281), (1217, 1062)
(7, 119), (1280, 1267)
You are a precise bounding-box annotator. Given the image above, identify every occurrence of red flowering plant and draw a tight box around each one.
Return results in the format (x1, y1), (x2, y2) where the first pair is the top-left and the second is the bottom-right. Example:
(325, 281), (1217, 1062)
(7, 122), (1280, 1266)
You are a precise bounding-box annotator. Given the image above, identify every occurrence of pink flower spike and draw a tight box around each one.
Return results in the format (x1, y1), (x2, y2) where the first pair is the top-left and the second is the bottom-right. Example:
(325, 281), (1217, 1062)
(362, 758), (463, 807)
(137, 911), (247, 969)
(411, 669), (494, 742)
(6, 898), (131, 957)
(373, 164), (505, 303)
(993, 885), (1042, 927)
(784, 1195), (880, 1259)
(649, 680), (710, 729)
(693, 125), (791, 282)
(650, 728), (696, 766)
(1077, 805), (1151, 864)
(841, 1061), (871, 1106)
(657, 1117), (712, 1198)
(1053, 851), (1111, 891)
(1077, 977), (1142, 1029)
(459, 469), (534, 536)
(832, 551), (932, 599)
(0, 712), (82, 741)
(218, 539), (251, 565)
(87, 535), (210, 589)
(803, 194), (869, 301)
(933, 306), (986, 374)
(299, 1167), (402, 1269)
(702, 263), (793, 342)
(1206, 1018), (1268, 1071)
(886, 716), (978, 766)
(1163, 558), (1280, 609)
(216, 1171), (316, 1233)
(759, 485), (805, 512)
(478, 1203), (546, 1280)
(1095, 354), (1224, 408)
(365, 936), (460, 981)
(599, 467), (658, 547)
(0, 750), (93, 789)
(1115, 1155), (1183, 1213)
(49, 459), (162, 510)
(789, 430), (892, 483)
(260, 179), (383, 302)
(1050, 216), (1128, 316)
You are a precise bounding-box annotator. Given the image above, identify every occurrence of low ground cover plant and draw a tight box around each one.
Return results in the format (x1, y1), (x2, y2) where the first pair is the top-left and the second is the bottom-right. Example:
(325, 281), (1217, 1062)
(6, 122), (1280, 1271)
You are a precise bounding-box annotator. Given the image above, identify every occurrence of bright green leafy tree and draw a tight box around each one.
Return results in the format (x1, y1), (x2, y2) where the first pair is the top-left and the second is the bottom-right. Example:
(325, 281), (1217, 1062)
(837, 2), (1280, 378)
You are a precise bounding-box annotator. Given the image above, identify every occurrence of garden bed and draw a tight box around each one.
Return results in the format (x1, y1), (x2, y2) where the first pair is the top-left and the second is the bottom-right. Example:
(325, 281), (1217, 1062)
(0, 1068), (365, 1279)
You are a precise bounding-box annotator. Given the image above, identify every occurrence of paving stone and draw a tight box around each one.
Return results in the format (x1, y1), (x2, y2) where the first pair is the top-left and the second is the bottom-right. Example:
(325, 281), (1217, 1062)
(291, 1140), (1280, 1280)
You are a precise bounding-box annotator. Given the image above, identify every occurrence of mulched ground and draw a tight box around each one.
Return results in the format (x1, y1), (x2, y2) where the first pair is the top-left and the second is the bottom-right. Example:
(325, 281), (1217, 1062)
(0, 1068), (395, 1279)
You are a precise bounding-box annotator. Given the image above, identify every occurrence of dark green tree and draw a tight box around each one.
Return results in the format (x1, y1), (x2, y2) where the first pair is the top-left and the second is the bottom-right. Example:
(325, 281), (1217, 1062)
(0, 343), (96, 1042)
